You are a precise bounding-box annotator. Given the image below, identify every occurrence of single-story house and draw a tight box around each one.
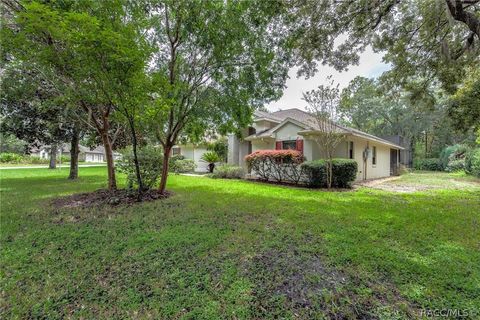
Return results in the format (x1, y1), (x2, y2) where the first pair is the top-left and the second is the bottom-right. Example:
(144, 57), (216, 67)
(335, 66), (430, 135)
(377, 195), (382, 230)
(30, 143), (119, 163)
(380, 135), (413, 168)
(171, 143), (210, 172)
(228, 108), (404, 181)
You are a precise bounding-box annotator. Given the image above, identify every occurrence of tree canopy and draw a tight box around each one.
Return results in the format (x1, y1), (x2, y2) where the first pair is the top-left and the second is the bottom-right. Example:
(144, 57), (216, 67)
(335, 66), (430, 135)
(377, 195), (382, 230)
(142, 0), (292, 192)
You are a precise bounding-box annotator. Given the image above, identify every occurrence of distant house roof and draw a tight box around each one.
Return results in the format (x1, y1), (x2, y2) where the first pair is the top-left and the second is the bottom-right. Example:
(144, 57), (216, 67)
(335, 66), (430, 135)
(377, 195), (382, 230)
(248, 108), (403, 149)
(31, 143), (108, 154)
(86, 145), (105, 154)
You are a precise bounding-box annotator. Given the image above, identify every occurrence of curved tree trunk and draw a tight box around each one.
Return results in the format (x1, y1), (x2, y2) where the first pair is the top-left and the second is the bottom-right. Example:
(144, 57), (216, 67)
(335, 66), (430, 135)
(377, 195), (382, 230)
(68, 128), (80, 180)
(159, 145), (171, 194)
(49, 144), (57, 169)
(128, 118), (144, 194)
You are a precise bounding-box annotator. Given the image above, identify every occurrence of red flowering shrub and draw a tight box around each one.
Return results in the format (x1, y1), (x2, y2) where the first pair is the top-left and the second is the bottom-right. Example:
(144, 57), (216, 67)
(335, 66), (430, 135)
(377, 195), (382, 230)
(245, 150), (305, 183)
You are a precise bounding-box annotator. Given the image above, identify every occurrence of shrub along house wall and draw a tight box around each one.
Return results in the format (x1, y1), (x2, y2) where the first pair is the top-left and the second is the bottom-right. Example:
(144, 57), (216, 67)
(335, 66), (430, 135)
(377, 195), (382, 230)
(245, 149), (358, 188)
(245, 150), (305, 184)
(301, 159), (358, 188)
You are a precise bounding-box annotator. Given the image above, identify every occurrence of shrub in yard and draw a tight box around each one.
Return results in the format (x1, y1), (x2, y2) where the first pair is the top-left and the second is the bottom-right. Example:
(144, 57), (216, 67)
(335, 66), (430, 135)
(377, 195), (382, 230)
(170, 159), (196, 173)
(117, 146), (163, 190)
(27, 156), (49, 164)
(301, 159), (358, 188)
(440, 144), (468, 171)
(445, 159), (465, 172)
(245, 149), (305, 183)
(201, 151), (221, 173)
(465, 148), (480, 177)
(210, 164), (244, 179)
(170, 154), (185, 163)
(0, 152), (24, 163)
(206, 137), (228, 162)
(59, 155), (70, 163)
(413, 158), (442, 171)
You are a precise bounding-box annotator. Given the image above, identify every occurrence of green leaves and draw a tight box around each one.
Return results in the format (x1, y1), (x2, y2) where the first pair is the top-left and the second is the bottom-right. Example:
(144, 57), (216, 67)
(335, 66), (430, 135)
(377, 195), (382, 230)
(448, 67), (480, 132)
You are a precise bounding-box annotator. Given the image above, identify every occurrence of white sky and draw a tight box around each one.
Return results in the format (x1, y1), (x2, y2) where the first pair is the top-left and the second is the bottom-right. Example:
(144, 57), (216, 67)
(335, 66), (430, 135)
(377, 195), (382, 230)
(266, 47), (390, 112)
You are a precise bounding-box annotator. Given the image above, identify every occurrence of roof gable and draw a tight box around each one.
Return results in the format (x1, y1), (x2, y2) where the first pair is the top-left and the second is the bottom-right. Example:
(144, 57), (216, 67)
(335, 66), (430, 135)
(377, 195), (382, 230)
(269, 117), (310, 134)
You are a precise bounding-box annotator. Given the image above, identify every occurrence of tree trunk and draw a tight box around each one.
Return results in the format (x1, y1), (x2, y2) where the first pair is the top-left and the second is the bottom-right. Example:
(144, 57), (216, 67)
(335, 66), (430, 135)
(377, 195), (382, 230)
(68, 129), (80, 180)
(208, 163), (215, 173)
(128, 118), (144, 194)
(326, 158), (333, 189)
(49, 144), (57, 169)
(101, 132), (117, 191)
(159, 145), (171, 194)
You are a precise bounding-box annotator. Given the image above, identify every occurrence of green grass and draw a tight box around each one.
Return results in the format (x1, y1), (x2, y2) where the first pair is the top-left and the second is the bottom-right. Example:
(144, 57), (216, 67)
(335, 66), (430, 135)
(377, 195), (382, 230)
(1, 168), (479, 319)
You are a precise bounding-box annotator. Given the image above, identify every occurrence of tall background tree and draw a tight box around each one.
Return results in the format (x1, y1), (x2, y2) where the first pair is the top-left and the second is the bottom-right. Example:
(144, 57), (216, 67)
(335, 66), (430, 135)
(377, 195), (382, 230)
(145, 0), (291, 193)
(286, 0), (479, 131)
(3, 0), (149, 189)
(0, 61), (72, 170)
(339, 76), (471, 158)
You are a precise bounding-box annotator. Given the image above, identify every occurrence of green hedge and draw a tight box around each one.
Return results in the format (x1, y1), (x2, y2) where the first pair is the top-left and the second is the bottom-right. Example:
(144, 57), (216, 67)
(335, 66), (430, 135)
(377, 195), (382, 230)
(0, 153), (24, 163)
(445, 159), (465, 172)
(0, 153), (50, 164)
(465, 148), (480, 178)
(210, 164), (244, 179)
(170, 159), (196, 173)
(301, 159), (358, 188)
(413, 158), (442, 171)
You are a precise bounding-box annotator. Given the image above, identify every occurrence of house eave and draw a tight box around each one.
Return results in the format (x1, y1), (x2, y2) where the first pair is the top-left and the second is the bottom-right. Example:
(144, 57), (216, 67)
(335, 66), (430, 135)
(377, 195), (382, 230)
(244, 135), (275, 141)
(298, 130), (404, 150)
(253, 117), (281, 124)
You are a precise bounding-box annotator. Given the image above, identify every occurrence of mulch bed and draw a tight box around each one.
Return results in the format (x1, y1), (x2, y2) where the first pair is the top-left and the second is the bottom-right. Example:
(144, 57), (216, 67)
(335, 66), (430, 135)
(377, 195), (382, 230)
(52, 189), (172, 209)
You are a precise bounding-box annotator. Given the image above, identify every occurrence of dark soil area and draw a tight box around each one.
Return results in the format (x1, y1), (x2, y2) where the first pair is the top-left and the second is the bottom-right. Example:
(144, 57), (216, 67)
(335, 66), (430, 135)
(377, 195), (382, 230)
(52, 188), (172, 208)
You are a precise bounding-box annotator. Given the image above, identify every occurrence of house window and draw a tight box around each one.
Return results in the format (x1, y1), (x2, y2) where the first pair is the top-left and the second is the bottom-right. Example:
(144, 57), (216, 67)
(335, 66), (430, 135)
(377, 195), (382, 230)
(282, 140), (297, 150)
(348, 141), (354, 159)
(372, 146), (377, 165)
(172, 147), (181, 156)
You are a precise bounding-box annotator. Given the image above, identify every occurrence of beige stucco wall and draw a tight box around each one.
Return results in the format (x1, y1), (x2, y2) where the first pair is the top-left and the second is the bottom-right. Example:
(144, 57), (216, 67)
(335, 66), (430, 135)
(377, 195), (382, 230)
(274, 122), (304, 140)
(339, 136), (392, 181)
(178, 145), (209, 172)
(252, 139), (275, 152)
(288, 135), (394, 181)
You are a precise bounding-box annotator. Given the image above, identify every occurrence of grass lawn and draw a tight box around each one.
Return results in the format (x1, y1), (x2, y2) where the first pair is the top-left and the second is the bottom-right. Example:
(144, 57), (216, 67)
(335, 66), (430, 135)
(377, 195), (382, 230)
(1, 168), (479, 319)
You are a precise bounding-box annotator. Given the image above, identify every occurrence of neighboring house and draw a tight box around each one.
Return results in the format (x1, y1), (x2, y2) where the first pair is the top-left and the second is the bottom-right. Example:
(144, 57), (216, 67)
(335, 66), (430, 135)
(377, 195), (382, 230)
(228, 108), (404, 181)
(30, 143), (119, 163)
(83, 145), (107, 162)
(171, 143), (210, 172)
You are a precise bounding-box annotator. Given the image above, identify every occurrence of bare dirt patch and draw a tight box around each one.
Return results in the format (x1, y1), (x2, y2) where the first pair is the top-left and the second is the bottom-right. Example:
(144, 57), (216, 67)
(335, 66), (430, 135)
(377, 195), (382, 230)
(355, 174), (480, 193)
(355, 176), (429, 193)
(369, 183), (434, 193)
(245, 248), (344, 308)
(52, 189), (172, 208)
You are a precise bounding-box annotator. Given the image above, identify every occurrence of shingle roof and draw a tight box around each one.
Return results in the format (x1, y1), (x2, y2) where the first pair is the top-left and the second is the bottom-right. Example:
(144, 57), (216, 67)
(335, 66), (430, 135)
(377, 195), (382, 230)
(270, 109), (316, 124)
(248, 108), (403, 149)
(253, 110), (283, 122)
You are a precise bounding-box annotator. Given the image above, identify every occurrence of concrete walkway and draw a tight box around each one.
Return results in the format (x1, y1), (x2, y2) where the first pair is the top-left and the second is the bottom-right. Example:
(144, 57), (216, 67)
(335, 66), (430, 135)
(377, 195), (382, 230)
(0, 164), (107, 170)
(179, 173), (207, 177)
